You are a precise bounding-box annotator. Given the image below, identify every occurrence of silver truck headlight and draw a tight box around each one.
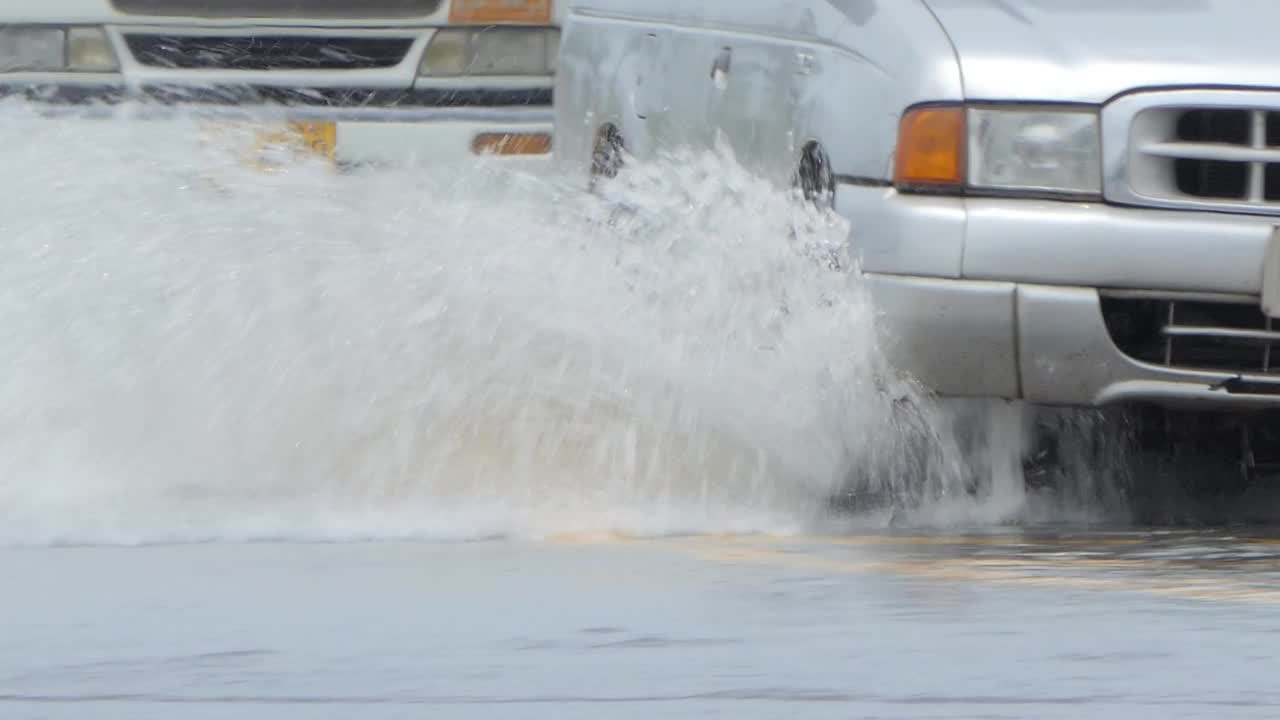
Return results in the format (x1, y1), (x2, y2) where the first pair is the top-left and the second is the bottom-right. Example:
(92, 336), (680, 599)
(967, 107), (1101, 196)
(0, 26), (118, 72)
(419, 27), (559, 77)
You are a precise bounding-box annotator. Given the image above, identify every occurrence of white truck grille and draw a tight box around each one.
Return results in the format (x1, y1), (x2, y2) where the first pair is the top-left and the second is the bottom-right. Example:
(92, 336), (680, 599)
(111, 0), (443, 18)
(1103, 89), (1280, 216)
(124, 35), (415, 70)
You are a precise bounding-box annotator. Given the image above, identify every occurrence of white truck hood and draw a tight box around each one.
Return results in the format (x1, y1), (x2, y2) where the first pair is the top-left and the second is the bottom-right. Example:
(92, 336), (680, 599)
(921, 0), (1280, 104)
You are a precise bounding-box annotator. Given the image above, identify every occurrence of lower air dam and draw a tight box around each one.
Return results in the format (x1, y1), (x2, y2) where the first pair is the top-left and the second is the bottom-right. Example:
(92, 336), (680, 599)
(0, 104), (1127, 548)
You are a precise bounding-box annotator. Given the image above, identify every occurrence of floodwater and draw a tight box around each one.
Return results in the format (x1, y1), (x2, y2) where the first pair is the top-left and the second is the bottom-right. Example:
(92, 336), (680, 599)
(5, 533), (1280, 719)
(1, 103), (1278, 719)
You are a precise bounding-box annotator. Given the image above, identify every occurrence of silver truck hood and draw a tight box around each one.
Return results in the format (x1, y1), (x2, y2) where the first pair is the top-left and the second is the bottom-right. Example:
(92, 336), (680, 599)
(922, 0), (1280, 104)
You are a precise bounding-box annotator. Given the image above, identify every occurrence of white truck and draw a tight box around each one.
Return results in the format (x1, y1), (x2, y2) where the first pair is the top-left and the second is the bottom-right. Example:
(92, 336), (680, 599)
(0, 0), (563, 169)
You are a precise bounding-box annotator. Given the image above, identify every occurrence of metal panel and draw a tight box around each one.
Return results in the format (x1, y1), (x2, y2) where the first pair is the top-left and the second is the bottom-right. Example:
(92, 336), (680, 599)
(861, 273), (1019, 399)
(961, 197), (1272, 294)
(836, 184), (965, 279)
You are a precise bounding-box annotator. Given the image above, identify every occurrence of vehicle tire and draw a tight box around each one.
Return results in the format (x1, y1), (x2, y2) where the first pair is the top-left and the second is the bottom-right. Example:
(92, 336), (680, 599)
(826, 394), (959, 519)
(1018, 403), (1134, 515)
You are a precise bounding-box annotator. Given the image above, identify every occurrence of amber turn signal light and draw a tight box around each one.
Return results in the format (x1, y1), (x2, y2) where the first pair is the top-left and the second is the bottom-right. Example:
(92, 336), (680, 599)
(471, 132), (552, 156)
(894, 105), (965, 187)
(449, 0), (552, 24)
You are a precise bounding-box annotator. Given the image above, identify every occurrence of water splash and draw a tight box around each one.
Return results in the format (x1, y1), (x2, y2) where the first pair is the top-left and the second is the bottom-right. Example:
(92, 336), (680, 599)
(0, 103), (1118, 546)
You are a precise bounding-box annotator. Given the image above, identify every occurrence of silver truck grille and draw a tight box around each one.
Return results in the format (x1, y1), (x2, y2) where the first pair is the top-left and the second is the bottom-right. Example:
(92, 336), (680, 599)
(1102, 294), (1280, 376)
(1103, 89), (1280, 216)
(1164, 109), (1280, 202)
(111, 0), (443, 19)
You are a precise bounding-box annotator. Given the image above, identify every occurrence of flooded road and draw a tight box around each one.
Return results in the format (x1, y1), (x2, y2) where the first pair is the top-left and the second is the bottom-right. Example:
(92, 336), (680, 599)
(3, 106), (1279, 719)
(4, 532), (1280, 719)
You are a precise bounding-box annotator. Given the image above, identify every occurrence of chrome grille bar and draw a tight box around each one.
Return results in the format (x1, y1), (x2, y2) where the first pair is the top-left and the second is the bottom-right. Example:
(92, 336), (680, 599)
(1162, 325), (1280, 342)
(1249, 109), (1267, 203)
(1139, 142), (1280, 164)
(1267, 317), (1275, 373)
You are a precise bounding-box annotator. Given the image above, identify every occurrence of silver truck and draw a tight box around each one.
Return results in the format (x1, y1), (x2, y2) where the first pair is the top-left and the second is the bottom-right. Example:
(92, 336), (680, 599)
(553, 0), (1280, 490)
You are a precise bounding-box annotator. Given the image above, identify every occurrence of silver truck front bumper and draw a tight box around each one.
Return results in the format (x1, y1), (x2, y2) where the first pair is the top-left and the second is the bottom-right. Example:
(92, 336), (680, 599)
(865, 274), (1280, 410)
(841, 185), (1280, 410)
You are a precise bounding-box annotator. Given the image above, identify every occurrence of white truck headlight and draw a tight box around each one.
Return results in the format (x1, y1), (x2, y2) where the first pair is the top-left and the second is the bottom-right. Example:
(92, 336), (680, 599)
(967, 107), (1101, 195)
(67, 27), (118, 71)
(419, 27), (559, 76)
(0, 26), (118, 72)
